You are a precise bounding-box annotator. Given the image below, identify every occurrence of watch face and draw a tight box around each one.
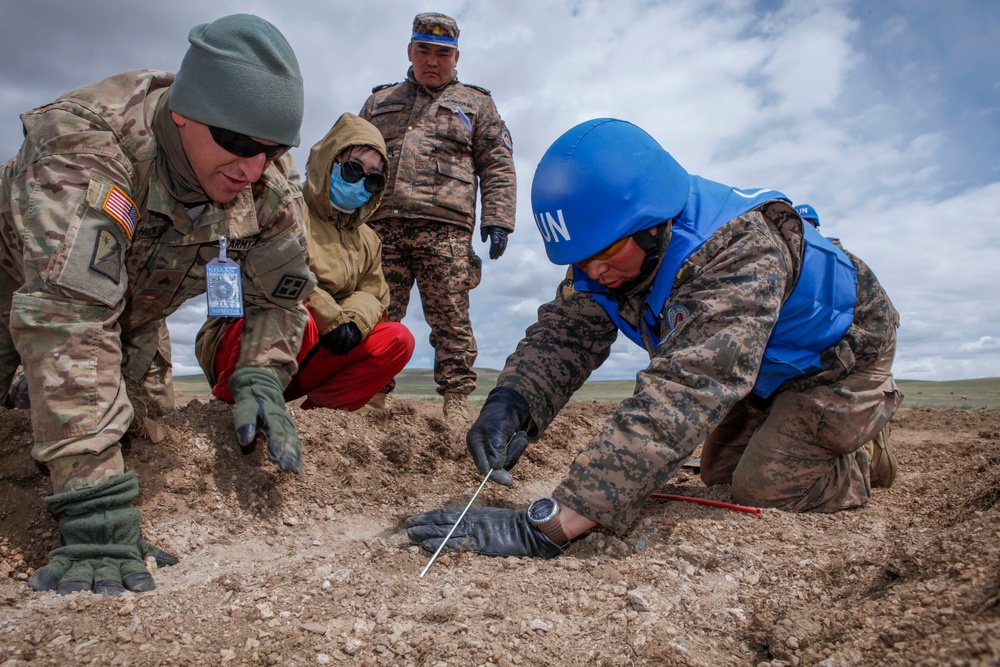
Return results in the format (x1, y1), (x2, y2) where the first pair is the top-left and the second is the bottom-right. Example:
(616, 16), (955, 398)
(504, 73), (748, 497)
(528, 497), (558, 524)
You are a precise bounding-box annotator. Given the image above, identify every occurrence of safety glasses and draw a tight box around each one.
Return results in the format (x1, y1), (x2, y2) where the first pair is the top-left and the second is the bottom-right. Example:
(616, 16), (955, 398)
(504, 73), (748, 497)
(341, 159), (386, 193)
(208, 125), (291, 161)
(575, 236), (630, 268)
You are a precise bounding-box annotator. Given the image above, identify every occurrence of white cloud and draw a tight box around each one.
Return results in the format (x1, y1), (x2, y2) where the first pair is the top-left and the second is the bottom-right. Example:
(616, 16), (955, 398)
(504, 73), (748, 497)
(5, 0), (1000, 383)
(958, 336), (1000, 354)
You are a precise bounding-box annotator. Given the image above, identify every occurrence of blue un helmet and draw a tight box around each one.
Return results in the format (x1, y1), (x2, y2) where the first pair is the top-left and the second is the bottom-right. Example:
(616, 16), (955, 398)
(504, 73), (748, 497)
(795, 204), (820, 227)
(530, 118), (690, 265)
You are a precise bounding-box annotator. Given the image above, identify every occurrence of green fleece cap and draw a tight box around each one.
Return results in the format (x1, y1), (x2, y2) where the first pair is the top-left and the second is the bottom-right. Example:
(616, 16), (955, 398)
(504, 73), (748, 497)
(170, 14), (304, 146)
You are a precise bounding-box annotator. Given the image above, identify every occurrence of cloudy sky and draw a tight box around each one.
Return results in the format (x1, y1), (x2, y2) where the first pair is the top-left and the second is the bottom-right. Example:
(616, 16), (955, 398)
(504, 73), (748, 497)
(2, 0), (998, 382)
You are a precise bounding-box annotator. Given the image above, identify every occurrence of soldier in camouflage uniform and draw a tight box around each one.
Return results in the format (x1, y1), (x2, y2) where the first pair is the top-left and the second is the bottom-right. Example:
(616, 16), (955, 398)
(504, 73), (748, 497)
(407, 119), (902, 559)
(0, 14), (315, 594)
(359, 12), (517, 420)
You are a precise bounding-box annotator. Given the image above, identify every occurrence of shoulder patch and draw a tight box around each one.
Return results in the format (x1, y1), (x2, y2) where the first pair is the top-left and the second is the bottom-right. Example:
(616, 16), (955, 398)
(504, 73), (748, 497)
(272, 274), (310, 301)
(372, 81), (401, 93)
(501, 125), (513, 151)
(465, 83), (492, 96)
(90, 228), (123, 284)
(101, 185), (139, 240)
(665, 304), (689, 333)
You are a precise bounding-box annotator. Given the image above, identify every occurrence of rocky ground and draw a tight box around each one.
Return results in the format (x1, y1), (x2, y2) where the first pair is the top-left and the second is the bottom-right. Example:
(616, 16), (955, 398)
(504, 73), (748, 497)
(0, 397), (998, 666)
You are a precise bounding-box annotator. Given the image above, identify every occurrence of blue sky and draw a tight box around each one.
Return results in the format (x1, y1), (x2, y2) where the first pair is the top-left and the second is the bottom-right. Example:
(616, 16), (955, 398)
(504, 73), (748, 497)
(1, 0), (997, 382)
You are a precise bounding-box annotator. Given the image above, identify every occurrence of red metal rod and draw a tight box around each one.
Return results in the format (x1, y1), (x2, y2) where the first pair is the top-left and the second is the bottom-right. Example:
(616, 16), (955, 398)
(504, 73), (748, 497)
(649, 493), (762, 517)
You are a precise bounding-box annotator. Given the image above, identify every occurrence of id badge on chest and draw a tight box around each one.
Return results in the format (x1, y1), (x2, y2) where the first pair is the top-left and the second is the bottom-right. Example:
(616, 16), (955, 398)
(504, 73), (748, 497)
(206, 235), (244, 317)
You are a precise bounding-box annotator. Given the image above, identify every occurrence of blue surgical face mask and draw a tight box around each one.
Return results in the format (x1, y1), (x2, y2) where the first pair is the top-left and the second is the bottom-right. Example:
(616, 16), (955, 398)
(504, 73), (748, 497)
(329, 162), (373, 212)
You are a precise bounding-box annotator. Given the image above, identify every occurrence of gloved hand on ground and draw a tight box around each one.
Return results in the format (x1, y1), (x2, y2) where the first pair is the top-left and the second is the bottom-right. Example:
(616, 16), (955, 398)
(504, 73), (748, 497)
(28, 471), (178, 596)
(229, 366), (302, 473)
(405, 507), (562, 559)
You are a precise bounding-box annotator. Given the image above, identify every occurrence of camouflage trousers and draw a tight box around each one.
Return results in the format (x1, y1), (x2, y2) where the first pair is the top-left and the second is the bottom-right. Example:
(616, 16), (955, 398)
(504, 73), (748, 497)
(368, 218), (481, 396)
(699, 336), (903, 513)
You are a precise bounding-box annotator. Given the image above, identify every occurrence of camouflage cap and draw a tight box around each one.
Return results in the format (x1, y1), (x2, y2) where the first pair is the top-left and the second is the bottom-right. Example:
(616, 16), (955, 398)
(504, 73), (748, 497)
(411, 12), (459, 48)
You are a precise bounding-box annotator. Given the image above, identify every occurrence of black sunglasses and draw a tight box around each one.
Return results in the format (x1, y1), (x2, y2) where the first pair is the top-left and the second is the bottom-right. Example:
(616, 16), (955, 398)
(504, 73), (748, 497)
(208, 125), (291, 161)
(341, 159), (386, 193)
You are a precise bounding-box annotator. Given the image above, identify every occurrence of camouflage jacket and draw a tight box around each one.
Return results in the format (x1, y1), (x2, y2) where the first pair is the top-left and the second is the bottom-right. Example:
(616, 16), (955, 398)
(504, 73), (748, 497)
(0, 70), (314, 441)
(358, 68), (516, 233)
(496, 202), (899, 532)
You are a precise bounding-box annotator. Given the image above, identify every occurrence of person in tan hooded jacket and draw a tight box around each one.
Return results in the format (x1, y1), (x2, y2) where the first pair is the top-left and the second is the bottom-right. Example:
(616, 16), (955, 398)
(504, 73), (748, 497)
(196, 113), (414, 411)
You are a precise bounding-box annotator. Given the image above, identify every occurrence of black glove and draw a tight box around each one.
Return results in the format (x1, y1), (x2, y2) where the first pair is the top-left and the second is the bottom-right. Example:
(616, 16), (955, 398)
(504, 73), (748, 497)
(406, 507), (562, 559)
(229, 366), (302, 473)
(467, 386), (531, 487)
(9, 370), (30, 409)
(480, 226), (509, 260)
(28, 471), (178, 596)
(319, 322), (362, 355)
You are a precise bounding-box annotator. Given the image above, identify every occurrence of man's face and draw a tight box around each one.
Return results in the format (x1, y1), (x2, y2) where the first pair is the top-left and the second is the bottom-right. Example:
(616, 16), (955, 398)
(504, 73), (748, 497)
(171, 112), (274, 203)
(407, 42), (459, 88)
(575, 237), (647, 290)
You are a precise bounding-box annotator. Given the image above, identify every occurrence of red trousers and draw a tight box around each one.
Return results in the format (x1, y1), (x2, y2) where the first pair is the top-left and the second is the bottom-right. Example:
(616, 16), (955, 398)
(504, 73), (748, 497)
(212, 313), (414, 411)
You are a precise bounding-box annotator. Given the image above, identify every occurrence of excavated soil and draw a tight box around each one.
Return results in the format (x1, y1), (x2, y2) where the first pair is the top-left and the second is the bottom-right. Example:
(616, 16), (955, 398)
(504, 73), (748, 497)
(1, 398), (998, 666)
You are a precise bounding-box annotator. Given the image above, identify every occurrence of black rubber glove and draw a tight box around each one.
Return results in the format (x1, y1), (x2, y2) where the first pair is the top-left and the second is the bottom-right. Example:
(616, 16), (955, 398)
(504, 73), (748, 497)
(319, 322), (362, 355)
(406, 507), (562, 559)
(28, 471), (178, 596)
(11, 370), (29, 408)
(229, 366), (302, 473)
(480, 226), (509, 260)
(466, 386), (531, 487)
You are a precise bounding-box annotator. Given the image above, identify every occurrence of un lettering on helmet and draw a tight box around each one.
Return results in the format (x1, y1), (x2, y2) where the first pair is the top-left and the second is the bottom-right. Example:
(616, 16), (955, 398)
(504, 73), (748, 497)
(533, 210), (572, 245)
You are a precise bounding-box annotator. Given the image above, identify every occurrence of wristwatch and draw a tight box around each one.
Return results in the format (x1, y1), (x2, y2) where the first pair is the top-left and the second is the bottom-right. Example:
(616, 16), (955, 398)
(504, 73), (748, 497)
(527, 497), (570, 547)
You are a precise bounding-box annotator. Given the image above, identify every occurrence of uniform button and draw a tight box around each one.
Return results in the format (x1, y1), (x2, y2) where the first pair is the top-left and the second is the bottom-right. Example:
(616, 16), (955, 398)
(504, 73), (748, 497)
(394, 209), (399, 214)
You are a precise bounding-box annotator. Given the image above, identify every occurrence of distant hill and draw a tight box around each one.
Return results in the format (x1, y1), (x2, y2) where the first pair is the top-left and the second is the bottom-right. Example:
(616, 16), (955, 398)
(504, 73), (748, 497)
(174, 371), (1000, 410)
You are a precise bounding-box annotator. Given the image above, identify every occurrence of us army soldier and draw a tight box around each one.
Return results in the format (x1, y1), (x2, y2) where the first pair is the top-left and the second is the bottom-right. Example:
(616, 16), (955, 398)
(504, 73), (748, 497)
(0, 14), (315, 595)
(359, 12), (516, 420)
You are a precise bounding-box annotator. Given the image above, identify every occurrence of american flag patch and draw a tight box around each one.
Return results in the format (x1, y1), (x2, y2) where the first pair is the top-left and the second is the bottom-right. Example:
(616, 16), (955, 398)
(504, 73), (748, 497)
(102, 186), (138, 240)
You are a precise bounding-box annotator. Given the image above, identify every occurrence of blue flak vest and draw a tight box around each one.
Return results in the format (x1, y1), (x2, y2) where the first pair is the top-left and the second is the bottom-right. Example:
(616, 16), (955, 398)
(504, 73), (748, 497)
(574, 176), (857, 398)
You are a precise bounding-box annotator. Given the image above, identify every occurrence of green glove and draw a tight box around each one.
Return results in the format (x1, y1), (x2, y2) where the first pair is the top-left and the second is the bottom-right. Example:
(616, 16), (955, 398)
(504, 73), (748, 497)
(229, 366), (302, 473)
(28, 471), (178, 596)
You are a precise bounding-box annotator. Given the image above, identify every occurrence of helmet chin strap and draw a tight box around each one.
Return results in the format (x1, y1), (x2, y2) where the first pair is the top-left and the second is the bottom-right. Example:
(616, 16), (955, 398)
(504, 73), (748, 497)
(610, 223), (667, 296)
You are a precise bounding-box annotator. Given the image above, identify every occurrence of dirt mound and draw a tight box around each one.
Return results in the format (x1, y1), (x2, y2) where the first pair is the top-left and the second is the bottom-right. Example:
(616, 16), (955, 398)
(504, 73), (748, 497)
(1, 400), (998, 666)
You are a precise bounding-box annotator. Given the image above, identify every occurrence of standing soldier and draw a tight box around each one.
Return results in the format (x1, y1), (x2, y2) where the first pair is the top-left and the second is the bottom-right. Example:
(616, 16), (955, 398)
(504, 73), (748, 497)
(0, 14), (314, 595)
(359, 12), (517, 421)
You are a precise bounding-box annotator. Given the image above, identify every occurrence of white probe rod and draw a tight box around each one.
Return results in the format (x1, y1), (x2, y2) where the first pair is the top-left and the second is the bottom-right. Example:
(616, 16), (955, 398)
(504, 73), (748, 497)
(419, 468), (494, 577)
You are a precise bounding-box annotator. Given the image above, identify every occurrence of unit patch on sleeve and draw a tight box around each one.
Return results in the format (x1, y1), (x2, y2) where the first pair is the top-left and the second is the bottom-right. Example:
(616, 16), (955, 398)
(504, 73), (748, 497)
(272, 274), (309, 301)
(101, 185), (139, 240)
(666, 304), (689, 333)
(90, 228), (123, 283)
(501, 125), (513, 151)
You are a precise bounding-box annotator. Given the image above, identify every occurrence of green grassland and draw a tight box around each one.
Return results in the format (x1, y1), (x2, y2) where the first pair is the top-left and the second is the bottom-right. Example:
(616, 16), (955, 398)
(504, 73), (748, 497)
(173, 371), (1000, 410)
